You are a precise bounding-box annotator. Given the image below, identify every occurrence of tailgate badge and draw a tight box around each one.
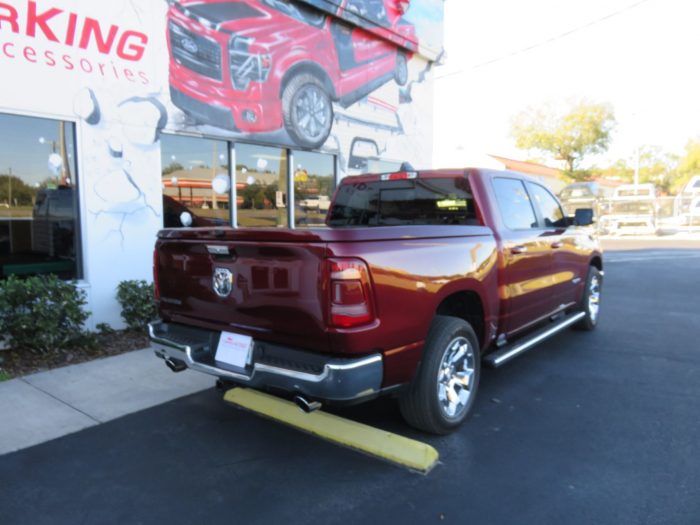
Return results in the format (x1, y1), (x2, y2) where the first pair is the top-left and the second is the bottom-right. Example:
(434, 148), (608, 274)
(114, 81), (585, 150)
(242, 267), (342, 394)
(207, 245), (229, 255)
(212, 268), (233, 297)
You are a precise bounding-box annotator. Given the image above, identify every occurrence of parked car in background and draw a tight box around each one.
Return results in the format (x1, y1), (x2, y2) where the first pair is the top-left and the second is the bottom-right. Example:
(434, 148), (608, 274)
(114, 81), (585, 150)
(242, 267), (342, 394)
(599, 183), (657, 235)
(675, 176), (700, 226)
(298, 195), (331, 212)
(558, 182), (610, 222)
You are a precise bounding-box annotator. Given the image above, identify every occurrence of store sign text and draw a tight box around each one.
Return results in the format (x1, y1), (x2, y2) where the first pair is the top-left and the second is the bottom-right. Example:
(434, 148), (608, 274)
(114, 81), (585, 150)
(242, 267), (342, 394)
(0, 1), (150, 83)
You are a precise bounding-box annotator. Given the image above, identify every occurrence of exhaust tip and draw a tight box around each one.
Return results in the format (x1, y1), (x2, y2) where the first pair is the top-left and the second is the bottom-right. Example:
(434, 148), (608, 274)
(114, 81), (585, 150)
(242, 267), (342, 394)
(165, 357), (187, 373)
(293, 394), (322, 413)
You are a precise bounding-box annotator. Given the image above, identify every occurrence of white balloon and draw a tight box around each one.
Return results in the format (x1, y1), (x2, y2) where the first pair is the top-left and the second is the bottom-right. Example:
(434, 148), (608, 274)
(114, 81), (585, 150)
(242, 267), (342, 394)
(212, 174), (231, 195)
(246, 176), (255, 185)
(48, 153), (63, 176)
(256, 158), (268, 171)
(180, 211), (193, 227)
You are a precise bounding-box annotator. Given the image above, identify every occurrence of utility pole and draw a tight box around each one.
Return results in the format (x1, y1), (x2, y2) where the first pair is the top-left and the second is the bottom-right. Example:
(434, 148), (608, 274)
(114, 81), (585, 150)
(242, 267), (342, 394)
(633, 146), (640, 188)
(8, 167), (12, 208)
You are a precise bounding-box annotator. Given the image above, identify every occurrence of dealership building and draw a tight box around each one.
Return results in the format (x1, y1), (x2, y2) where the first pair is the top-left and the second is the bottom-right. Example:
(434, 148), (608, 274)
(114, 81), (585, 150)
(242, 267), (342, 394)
(0, 0), (443, 327)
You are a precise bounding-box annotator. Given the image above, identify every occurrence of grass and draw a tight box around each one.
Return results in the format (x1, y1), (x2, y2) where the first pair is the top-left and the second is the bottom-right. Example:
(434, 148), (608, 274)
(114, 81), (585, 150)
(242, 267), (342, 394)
(0, 369), (11, 382)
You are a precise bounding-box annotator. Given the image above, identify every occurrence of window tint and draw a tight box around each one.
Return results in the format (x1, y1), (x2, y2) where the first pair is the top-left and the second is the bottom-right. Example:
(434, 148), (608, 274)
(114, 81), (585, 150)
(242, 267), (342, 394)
(328, 177), (478, 226)
(492, 178), (537, 230)
(0, 113), (80, 279)
(527, 183), (566, 228)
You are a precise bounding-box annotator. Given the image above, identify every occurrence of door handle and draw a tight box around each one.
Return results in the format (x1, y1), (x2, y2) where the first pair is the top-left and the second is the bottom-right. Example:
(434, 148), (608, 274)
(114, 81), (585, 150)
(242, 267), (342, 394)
(551, 242), (563, 249)
(510, 245), (528, 255)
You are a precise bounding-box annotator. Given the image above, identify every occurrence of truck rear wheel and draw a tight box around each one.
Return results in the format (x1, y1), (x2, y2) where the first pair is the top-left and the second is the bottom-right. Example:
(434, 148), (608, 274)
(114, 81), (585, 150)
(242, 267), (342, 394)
(399, 316), (481, 435)
(282, 73), (333, 149)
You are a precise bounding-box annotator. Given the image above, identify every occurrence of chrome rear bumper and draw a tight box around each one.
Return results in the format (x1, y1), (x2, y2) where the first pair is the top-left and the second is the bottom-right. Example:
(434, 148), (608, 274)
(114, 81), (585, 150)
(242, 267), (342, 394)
(148, 321), (383, 402)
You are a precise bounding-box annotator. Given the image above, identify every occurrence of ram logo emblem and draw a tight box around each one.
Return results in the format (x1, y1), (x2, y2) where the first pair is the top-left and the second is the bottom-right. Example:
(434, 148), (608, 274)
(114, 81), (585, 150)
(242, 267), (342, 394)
(212, 268), (233, 297)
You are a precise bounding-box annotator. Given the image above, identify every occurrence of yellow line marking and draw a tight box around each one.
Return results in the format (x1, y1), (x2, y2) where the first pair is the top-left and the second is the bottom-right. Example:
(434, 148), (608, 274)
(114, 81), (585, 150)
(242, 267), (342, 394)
(224, 388), (439, 474)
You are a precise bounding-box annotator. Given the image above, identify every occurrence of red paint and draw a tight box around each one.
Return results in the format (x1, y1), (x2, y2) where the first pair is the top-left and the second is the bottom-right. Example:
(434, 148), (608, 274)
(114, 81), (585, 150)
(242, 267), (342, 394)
(167, 0), (416, 140)
(0, 1), (148, 61)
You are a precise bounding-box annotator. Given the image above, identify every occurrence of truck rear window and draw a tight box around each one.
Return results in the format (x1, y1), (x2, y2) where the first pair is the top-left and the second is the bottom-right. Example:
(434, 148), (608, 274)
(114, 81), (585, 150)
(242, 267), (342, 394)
(327, 178), (479, 227)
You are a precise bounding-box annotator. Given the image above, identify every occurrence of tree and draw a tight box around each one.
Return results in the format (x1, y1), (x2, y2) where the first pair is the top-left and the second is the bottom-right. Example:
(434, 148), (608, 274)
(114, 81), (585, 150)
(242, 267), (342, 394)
(675, 139), (700, 193)
(512, 100), (616, 181)
(162, 162), (184, 176)
(591, 147), (680, 194)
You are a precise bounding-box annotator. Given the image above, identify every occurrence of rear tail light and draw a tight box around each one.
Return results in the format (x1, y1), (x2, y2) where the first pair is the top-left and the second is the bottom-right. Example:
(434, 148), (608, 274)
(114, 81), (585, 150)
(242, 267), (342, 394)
(327, 258), (375, 328)
(153, 249), (160, 302)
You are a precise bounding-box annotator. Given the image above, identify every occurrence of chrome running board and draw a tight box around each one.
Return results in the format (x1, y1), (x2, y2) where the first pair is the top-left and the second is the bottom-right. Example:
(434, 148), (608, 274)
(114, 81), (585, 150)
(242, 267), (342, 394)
(484, 311), (586, 368)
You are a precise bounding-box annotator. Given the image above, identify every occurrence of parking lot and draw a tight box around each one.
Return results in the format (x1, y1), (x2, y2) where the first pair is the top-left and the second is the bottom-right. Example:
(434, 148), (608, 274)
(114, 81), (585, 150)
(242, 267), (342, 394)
(1, 238), (699, 525)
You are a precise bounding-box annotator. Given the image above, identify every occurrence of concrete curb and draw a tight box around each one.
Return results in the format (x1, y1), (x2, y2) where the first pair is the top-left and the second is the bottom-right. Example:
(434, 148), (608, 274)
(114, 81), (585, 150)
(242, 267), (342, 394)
(0, 347), (213, 455)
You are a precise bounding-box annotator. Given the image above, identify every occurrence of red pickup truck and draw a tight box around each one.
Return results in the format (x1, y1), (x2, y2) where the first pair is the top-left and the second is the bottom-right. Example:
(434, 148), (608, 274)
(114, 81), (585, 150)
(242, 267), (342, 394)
(167, 0), (415, 148)
(149, 169), (603, 434)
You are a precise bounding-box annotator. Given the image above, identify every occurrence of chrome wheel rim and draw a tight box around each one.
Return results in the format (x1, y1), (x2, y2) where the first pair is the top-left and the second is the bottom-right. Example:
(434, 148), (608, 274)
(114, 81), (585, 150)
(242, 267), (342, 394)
(293, 85), (330, 143)
(437, 336), (475, 419)
(588, 273), (601, 323)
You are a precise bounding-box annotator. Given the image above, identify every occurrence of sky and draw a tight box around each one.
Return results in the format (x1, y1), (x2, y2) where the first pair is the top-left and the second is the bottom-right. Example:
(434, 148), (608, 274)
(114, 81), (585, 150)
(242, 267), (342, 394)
(433, 0), (700, 170)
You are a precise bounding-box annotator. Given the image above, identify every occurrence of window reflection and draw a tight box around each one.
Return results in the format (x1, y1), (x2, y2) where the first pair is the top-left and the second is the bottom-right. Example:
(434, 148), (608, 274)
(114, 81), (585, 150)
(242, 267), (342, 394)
(161, 135), (230, 227)
(235, 144), (288, 227)
(293, 150), (335, 228)
(0, 113), (80, 279)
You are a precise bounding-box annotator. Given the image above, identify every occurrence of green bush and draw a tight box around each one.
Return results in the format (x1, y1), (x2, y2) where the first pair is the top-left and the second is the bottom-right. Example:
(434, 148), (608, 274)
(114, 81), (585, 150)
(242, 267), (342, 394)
(0, 275), (90, 353)
(116, 280), (156, 331)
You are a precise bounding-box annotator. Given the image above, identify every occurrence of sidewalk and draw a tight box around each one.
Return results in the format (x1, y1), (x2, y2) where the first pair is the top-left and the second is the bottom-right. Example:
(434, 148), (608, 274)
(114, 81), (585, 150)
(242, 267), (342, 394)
(0, 348), (213, 455)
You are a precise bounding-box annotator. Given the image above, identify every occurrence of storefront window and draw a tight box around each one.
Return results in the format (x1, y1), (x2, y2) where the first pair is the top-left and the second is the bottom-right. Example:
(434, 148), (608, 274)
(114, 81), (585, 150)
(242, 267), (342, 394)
(0, 113), (80, 279)
(235, 144), (288, 227)
(161, 135), (230, 227)
(293, 150), (335, 228)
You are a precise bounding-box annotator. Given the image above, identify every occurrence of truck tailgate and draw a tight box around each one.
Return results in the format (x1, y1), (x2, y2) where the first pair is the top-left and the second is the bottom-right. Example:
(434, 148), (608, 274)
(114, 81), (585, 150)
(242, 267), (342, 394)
(156, 229), (329, 352)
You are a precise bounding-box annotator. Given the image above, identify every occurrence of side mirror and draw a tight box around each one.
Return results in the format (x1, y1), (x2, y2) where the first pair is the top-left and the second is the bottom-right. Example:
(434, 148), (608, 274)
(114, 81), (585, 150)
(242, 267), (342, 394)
(574, 208), (594, 226)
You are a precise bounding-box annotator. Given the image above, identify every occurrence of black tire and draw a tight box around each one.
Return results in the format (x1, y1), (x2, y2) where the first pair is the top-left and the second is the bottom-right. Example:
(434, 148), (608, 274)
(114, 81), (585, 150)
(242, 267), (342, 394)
(575, 266), (602, 331)
(399, 316), (481, 435)
(394, 52), (408, 86)
(282, 73), (333, 149)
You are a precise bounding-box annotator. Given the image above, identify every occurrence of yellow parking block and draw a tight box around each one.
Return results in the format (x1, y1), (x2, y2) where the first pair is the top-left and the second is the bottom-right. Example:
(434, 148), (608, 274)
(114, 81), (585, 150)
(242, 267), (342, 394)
(224, 388), (439, 474)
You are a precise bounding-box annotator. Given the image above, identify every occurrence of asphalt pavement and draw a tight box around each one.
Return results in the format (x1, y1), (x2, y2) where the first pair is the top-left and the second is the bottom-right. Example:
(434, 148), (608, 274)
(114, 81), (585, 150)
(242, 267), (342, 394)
(1, 239), (699, 524)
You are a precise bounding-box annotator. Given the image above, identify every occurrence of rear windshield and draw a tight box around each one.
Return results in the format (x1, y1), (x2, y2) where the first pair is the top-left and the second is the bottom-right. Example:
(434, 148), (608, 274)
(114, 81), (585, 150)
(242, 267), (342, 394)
(327, 177), (479, 227)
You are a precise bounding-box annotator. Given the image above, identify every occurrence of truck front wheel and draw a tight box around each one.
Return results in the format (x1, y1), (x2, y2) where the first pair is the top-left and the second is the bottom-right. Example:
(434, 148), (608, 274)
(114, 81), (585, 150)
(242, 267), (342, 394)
(574, 266), (602, 331)
(282, 73), (333, 149)
(399, 316), (481, 435)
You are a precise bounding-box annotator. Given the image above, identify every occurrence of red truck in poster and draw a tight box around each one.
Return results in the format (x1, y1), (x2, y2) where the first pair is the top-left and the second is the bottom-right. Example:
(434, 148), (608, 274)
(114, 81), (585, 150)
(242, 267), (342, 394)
(149, 169), (603, 434)
(167, 0), (415, 148)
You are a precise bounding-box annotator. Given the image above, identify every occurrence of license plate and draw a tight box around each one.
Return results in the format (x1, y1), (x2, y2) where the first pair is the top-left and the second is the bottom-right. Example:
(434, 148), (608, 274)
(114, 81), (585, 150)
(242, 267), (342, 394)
(215, 331), (253, 369)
